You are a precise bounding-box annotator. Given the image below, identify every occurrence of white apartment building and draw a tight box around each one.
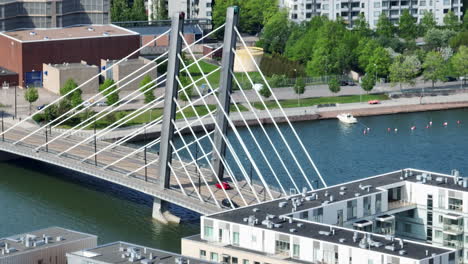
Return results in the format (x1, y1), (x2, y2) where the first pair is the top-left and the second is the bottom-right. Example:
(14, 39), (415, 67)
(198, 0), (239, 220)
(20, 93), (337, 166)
(280, 0), (463, 28)
(148, 0), (213, 20)
(182, 168), (468, 264)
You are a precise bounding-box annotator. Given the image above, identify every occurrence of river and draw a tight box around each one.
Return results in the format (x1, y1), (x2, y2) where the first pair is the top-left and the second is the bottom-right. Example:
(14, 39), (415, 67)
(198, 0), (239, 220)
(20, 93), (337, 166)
(1, 108), (467, 252)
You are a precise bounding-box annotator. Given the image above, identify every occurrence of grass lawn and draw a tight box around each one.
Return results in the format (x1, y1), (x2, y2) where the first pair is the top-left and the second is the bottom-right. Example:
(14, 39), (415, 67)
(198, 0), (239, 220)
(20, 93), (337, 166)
(74, 103), (248, 129)
(252, 94), (390, 110)
(184, 59), (265, 90)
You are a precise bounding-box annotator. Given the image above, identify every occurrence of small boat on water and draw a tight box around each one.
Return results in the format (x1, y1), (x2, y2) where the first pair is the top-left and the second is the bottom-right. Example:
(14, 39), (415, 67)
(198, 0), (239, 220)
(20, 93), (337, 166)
(337, 113), (357, 124)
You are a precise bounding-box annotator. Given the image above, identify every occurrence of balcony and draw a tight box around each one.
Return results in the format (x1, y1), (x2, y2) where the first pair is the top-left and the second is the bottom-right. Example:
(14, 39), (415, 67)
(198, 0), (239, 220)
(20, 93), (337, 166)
(443, 224), (463, 235)
(388, 200), (415, 210)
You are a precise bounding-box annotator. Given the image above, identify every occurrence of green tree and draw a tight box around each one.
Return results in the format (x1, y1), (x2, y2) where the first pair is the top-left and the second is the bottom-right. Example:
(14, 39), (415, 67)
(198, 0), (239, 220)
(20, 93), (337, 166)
(376, 13), (395, 38)
(259, 85), (272, 99)
(443, 11), (460, 31)
(449, 31), (468, 49)
(424, 28), (456, 50)
(328, 77), (341, 93)
(152, 0), (167, 20)
(422, 51), (448, 88)
(366, 47), (392, 79)
(60, 78), (82, 108)
(131, 0), (147, 21)
(24, 87), (39, 115)
(354, 13), (372, 37)
(306, 21), (353, 76)
(451, 46), (468, 88)
(140, 75), (156, 103)
(420, 11), (437, 35)
(398, 9), (417, 40)
(389, 55), (421, 90)
(110, 0), (130, 22)
(284, 17), (326, 63)
(258, 10), (291, 54)
(293, 78), (305, 106)
(357, 39), (380, 72)
(212, 0), (278, 36)
(99, 79), (119, 106)
(179, 85), (193, 104)
(361, 74), (376, 93)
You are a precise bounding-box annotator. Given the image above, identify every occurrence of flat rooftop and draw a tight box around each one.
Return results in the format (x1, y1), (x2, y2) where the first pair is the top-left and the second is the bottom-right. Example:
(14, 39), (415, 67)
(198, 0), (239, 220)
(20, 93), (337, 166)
(0, 67), (17, 76)
(0, 227), (97, 258)
(68, 241), (213, 264)
(49, 62), (98, 70)
(207, 169), (461, 260)
(2, 25), (138, 42)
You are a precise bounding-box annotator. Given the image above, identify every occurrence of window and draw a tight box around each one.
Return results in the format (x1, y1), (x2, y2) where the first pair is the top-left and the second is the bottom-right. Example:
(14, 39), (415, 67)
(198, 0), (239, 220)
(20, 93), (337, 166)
(364, 196), (371, 216)
(322, 4), (329, 10)
(243, 260), (249, 264)
(275, 239), (290, 255)
(404, 223), (412, 233)
(251, 234), (257, 243)
(448, 197), (463, 211)
(312, 208), (323, 222)
(293, 244), (300, 258)
(233, 232), (240, 246)
(210, 252), (219, 262)
(435, 230), (442, 239)
(204, 221), (214, 239)
(301, 211), (309, 219)
(347, 200), (357, 220)
(374, 2), (381, 7)
(232, 257), (238, 264)
(376, 193), (382, 213)
(439, 215), (444, 223)
(420, 1), (426, 6)
(200, 250), (207, 259)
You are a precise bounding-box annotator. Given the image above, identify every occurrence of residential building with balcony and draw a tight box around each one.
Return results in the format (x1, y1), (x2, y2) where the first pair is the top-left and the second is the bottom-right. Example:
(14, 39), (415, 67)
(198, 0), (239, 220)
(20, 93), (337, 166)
(148, 0), (213, 21)
(182, 168), (468, 264)
(280, 0), (463, 28)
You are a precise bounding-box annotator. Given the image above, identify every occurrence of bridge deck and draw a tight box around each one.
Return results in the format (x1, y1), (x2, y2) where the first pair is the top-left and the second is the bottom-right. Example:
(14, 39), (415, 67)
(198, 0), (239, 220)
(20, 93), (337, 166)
(0, 124), (283, 215)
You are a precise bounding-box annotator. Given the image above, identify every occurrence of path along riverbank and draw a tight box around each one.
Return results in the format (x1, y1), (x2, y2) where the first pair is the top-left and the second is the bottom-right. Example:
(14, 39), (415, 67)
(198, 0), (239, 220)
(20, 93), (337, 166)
(4, 92), (468, 142)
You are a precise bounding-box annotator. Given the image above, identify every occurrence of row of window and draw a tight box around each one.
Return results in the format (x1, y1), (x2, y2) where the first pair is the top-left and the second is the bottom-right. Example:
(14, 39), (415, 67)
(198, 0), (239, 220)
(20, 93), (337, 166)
(200, 250), (264, 264)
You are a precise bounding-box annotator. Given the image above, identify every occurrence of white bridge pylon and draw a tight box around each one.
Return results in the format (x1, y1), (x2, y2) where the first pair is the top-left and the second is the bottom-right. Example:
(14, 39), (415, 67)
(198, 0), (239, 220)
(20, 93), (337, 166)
(0, 7), (327, 212)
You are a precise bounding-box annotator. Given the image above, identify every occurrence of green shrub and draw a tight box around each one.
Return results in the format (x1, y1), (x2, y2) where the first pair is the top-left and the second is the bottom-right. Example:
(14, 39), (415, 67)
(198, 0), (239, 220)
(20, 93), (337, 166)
(32, 113), (45, 123)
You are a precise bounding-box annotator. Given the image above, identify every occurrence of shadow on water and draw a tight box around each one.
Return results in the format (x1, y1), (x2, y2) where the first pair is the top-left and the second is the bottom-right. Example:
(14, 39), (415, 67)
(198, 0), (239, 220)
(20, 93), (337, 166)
(0, 158), (199, 252)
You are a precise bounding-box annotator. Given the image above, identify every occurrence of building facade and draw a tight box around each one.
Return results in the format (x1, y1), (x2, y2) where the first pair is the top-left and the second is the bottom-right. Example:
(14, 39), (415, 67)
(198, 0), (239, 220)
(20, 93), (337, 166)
(280, 0), (463, 28)
(0, 24), (140, 87)
(148, 0), (213, 20)
(182, 169), (468, 264)
(0, 0), (110, 32)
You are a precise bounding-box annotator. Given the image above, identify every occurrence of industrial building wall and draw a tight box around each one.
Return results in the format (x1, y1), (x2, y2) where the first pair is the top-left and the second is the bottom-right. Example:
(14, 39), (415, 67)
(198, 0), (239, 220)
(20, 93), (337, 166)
(19, 35), (140, 87)
(0, 36), (22, 86)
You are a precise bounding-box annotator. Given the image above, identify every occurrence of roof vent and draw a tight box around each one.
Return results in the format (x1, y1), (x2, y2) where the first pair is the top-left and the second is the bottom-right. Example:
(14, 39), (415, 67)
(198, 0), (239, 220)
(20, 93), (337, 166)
(340, 186), (347, 191)
(87, 27), (95, 31)
(339, 191), (346, 195)
(278, 201), (287, 208)
(297, 223), (303, 228)
(339, 238), (346, 243)
(252, 208), (259, 213)
(29, 31), (36, 36)
(385, 245), (395, 251)
(324, 191), (329, 197)
(353, 232), (358, 242)
(289, 228), (297, 233)
(274, 223), (282, 228)
(354, 193), (360, 197)
(301, 187), (307, 197)
(319, 231), (330, 236)
(43, 36), (49, 40)
(102, 32), (110, 36)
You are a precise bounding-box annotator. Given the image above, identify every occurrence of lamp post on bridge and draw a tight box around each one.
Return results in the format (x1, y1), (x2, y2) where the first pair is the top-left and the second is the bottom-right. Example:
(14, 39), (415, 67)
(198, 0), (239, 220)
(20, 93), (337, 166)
(1, 110), (4, 142)
(144, 124), (147, 182)
(94, 116), (97, 166)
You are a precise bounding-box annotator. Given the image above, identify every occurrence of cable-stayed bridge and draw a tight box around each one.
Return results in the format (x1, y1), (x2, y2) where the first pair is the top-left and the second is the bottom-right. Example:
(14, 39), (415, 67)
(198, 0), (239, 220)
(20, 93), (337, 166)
(0, 7), (327, 223)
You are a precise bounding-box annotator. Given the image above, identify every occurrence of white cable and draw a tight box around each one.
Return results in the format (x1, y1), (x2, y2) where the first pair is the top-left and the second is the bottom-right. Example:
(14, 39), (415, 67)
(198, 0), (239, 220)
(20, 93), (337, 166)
(95, 70), (221, 168)
(232, 46), (314, 191)
(179, 36), (274, 200)
(229, 94), (287, 195)
(234, 28), (327, 188)
(0, 29), (171, 139)
(14, 24), (225, 145)
(171, 100), (249, 208)
(37, 73), (167, 151)
(231, 71), (300, 192)
(176, 57), (261, 204)
(169, 140), (204, 202)
(166, 162), (187, 196)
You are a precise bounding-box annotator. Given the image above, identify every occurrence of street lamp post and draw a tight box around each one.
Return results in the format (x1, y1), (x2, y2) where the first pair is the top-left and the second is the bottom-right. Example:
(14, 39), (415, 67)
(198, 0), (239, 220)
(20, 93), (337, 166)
(1, 110), (4, 142)
(144, 124), (148, 181)
(14, 85), (17, 120)
(94, 116), (97, 166)
(45, 126), (48, 152)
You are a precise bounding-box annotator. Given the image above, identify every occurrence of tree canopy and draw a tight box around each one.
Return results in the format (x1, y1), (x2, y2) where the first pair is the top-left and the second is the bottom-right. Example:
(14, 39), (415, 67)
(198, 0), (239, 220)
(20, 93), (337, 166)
(99, 79), (119, 106)
(328, 77), (341, 93)
(258, 10), (291, 54)
(111, 0), (147, 22)
(140, 75), (156, 103)
(389, 55), (421, 89)
(422, 51), (448, 88)
(451, 45), (468, 85)
(376, 13), (395, 38)
(398, 9), (418, 40)
(24, 87), (39, 115)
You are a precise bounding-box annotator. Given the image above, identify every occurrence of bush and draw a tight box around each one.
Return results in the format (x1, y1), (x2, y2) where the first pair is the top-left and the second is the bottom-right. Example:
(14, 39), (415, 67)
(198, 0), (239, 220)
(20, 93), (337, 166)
(32, 113), (45, 123)
(269, 74), (287, 87)
(260, 54), (305, 77)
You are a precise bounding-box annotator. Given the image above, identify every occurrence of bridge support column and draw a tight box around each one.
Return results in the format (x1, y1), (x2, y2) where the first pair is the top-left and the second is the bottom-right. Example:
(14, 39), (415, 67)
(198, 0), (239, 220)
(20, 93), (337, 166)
(152, 197), (180, 224)
(211, 7), (240, 181)
(158, 12), (185, 190)
(0, 151), (19, 161)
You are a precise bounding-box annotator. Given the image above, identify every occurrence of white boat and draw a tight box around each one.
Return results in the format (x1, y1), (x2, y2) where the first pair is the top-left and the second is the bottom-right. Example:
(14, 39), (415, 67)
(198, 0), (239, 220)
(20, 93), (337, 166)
(337, 113), (357, 124)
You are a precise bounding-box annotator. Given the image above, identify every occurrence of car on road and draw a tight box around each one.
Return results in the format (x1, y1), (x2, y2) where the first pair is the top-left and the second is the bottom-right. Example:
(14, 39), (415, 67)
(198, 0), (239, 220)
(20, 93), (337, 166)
(215, 182), (231, 190)
(340, 80), (356, 86)
(37, 104), (47, 110)
(96, 101), (107, 107)
(368, 100), (380, 105)
(221, 198), (240, 208)
(83, 101), (93, 107)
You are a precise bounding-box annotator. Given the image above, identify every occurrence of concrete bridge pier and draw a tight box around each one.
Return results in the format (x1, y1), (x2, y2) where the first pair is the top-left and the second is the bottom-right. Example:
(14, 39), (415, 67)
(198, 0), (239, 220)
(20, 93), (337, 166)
(0, 150), (20, 161)
(152, 197), (180, 224)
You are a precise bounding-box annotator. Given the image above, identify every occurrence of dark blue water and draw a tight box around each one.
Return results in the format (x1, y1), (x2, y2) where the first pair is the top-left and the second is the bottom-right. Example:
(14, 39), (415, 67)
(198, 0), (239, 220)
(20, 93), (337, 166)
(168, 108), (468, 190)
(1, 108), (467, 251)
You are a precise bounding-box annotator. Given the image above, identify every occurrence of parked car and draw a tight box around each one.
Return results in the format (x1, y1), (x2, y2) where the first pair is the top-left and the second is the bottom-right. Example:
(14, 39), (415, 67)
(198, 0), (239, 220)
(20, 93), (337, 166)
(83, 101), (92, 107)
(215, 182), (231, 190)
(221, 198), (240, 208)
(368, 100), (380, 105)
(96, 101), (107, 107)
(37, 104), (47, 110)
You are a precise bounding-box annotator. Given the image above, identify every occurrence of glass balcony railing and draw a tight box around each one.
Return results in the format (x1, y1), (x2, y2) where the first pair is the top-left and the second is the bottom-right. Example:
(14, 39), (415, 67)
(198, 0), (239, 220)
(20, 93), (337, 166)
(443, 224), (464, 234)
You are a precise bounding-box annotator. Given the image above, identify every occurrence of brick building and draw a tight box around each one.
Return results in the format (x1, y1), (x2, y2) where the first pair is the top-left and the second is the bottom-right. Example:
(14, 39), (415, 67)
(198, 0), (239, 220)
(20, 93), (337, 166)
(0, 24), (140, 88)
